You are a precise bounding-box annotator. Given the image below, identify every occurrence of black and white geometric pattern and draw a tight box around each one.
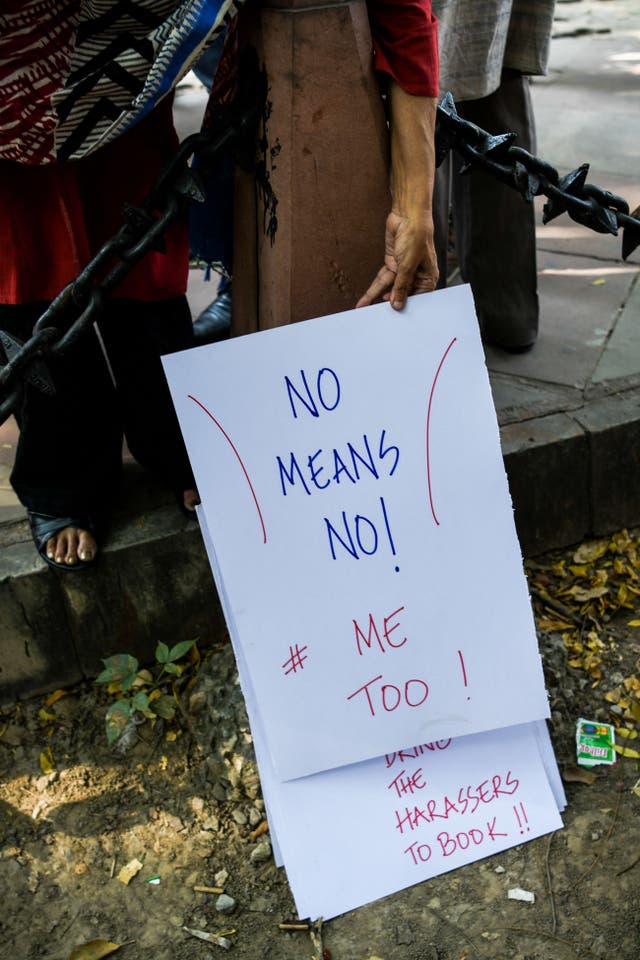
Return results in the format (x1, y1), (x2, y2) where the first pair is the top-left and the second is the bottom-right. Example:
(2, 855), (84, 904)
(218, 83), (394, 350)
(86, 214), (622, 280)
(0, 0), (243, 163)
(54, 0), (242, 160)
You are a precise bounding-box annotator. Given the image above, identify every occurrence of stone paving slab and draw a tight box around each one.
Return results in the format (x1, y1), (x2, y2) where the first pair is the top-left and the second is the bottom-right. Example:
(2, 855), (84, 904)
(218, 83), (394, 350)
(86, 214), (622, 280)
(592, 274), (640, 383)
(489, 372), (583, 426)
(535, 0), (640, 179)
(486, 253), (639, 388)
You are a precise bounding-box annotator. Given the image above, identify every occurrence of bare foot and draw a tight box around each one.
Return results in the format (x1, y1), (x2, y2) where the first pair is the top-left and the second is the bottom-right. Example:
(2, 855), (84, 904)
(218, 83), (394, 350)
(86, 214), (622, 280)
(45, 527), (97, 566)
(183, 488), (201, 514)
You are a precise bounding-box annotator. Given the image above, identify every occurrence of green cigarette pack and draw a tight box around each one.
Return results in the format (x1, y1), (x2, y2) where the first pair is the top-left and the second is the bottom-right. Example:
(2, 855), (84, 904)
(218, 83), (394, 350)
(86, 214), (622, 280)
(576, 718), (616, 767)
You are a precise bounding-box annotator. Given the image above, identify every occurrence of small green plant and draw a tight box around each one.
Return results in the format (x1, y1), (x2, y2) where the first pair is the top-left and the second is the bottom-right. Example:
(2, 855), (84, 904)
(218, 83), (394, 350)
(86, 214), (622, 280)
(96, 639), (197, 745)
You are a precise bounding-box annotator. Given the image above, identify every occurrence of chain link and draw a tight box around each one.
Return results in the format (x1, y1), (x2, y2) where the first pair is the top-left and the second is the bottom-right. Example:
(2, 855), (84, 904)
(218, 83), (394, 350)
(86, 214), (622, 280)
(436, 92), (640, 251)
(1, 85), (639, 425)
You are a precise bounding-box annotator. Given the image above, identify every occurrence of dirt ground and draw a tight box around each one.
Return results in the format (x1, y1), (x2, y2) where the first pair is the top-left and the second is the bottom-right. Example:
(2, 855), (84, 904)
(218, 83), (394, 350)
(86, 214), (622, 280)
(1, 532), (640, 960)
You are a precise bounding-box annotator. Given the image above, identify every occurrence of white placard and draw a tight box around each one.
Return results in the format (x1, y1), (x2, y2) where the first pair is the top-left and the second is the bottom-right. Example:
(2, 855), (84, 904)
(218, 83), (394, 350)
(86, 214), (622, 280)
(261, 723), (563, 921)
(198, 508), (564, 920)
(165, 287), (549, 780)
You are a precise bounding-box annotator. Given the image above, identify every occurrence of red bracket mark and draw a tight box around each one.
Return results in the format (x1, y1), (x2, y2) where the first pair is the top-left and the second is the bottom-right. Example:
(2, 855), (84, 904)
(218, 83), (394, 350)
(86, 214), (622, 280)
(458, 649), (470, 700)
(458, 649), (468, 685)
(188, 394), (267, 544)
(426, 337), (458, 526)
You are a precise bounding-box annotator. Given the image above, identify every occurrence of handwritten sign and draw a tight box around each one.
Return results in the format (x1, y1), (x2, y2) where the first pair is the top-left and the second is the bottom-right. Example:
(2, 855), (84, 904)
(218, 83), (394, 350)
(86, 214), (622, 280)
(264, 724), (563, 920)
(198, 507), (564, 920)
(163, 287), (550, 780)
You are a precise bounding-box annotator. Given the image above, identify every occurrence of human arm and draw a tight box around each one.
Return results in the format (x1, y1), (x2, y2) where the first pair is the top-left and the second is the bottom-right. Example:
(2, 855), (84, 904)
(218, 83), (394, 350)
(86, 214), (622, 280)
(357, 0), (439, 310)
(356, 83), (438, 310)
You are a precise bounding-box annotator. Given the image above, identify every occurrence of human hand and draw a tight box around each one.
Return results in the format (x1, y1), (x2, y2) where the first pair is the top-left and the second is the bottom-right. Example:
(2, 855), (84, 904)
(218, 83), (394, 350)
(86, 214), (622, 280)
(356, 82), (438, 312)
(356, 208), (438, 310)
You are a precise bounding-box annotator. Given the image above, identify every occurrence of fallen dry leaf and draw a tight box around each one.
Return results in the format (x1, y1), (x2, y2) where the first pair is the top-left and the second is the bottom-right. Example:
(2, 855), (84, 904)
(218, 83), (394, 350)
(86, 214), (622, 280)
(573, 540), (609, 564)
(537, 616), (573, 632)
(39, 746), (55, 775)
(38, 708), (58, 725)
(616, 727), (638, 740)
(117, 858), (143, 885)
(45, 688), (74, 708)
(562, 765), (597, 785)
(568, 585), (609, 602)
(68, 940), (121, 960)
(613, 743), (640, 759)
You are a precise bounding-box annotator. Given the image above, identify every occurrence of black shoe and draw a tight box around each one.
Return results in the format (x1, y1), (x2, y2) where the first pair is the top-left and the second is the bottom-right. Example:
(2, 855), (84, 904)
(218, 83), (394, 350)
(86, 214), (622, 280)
(481, 313), (538, 354)
(193, 289), (232, 345)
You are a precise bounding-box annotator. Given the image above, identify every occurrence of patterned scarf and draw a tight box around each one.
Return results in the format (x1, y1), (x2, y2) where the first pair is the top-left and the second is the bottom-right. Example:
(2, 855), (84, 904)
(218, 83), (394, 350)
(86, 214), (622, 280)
(0, 0), (244, 164)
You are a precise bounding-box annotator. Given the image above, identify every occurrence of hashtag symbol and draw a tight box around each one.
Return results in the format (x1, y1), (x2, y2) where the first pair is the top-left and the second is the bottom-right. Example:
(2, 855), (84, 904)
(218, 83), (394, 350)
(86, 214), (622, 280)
(282, 644), (308, 676)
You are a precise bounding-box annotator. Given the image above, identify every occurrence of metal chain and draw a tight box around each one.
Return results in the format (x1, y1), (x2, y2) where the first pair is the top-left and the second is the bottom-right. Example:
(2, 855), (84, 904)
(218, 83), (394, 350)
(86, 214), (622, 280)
(1, 86), (639, 426)
(435, 92), (640, 256)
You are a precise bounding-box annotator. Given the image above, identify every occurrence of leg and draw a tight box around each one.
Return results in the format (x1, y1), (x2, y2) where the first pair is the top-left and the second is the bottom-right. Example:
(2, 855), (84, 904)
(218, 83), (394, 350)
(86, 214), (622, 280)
(453, 72), (539, 350)
(2, 302), (122, 565)
(191, 150), (235, 346)
(98, 297), (198, 511)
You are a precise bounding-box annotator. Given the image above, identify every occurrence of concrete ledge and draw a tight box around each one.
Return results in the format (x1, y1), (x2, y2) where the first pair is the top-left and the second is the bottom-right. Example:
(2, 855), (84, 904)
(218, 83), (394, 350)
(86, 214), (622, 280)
(574, 391), (640, 536)
(501, 385), (640, 556)
(0, 496), (225, 702)
(0, 553), (83, 698)
(502, 413), (590, 556)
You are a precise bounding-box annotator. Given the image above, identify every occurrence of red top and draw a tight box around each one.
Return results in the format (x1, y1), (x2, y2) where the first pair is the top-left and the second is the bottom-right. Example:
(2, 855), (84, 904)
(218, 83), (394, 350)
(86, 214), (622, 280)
(369, 0), (439, 98)
(0, 98), (189, 305)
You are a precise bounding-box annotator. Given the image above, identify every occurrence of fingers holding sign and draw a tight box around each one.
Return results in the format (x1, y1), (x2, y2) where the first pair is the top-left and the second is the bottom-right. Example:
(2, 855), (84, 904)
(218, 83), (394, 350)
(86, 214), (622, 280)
(356, 209), (439, 311)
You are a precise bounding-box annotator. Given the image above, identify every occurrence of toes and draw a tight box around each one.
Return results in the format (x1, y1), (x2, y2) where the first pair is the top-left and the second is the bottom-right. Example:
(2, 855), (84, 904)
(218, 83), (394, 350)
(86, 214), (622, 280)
(46, 527), (96, 566)
(77, 529), (97, 563)
(46, 537), (57, 563)
(51, 530), (72, 565)
(62, 528), (79, 565)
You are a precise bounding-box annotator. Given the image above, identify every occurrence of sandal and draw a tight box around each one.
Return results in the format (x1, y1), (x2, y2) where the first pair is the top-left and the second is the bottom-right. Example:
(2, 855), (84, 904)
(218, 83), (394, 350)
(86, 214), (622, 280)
(28, 511), (103, 572)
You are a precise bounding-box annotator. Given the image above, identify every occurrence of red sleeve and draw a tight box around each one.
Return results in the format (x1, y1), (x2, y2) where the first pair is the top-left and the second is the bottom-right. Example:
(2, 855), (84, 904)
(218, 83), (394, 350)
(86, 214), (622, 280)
(366, 0), (439, 97)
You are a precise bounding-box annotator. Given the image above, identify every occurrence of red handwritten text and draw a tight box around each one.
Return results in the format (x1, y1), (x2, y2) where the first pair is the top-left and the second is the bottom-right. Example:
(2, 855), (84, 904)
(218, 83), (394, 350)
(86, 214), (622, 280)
(387, 768), (427, 798)
(393, 771), (520, 833)
(385, 741), (452, 768)
(347, 674), (429, 717)
(354, 606), (406, 656)
(437, 817), (508, 857)
(403, 816), (508, 866)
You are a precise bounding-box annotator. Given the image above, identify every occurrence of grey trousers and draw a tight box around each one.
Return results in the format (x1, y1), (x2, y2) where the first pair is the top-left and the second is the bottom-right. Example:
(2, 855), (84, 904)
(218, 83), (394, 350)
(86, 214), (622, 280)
(434, 72), (539, 350)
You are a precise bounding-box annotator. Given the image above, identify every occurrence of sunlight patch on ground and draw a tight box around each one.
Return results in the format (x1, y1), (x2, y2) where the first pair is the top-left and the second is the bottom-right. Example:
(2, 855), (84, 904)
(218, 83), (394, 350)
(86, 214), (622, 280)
(539, 265), (640, 277)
